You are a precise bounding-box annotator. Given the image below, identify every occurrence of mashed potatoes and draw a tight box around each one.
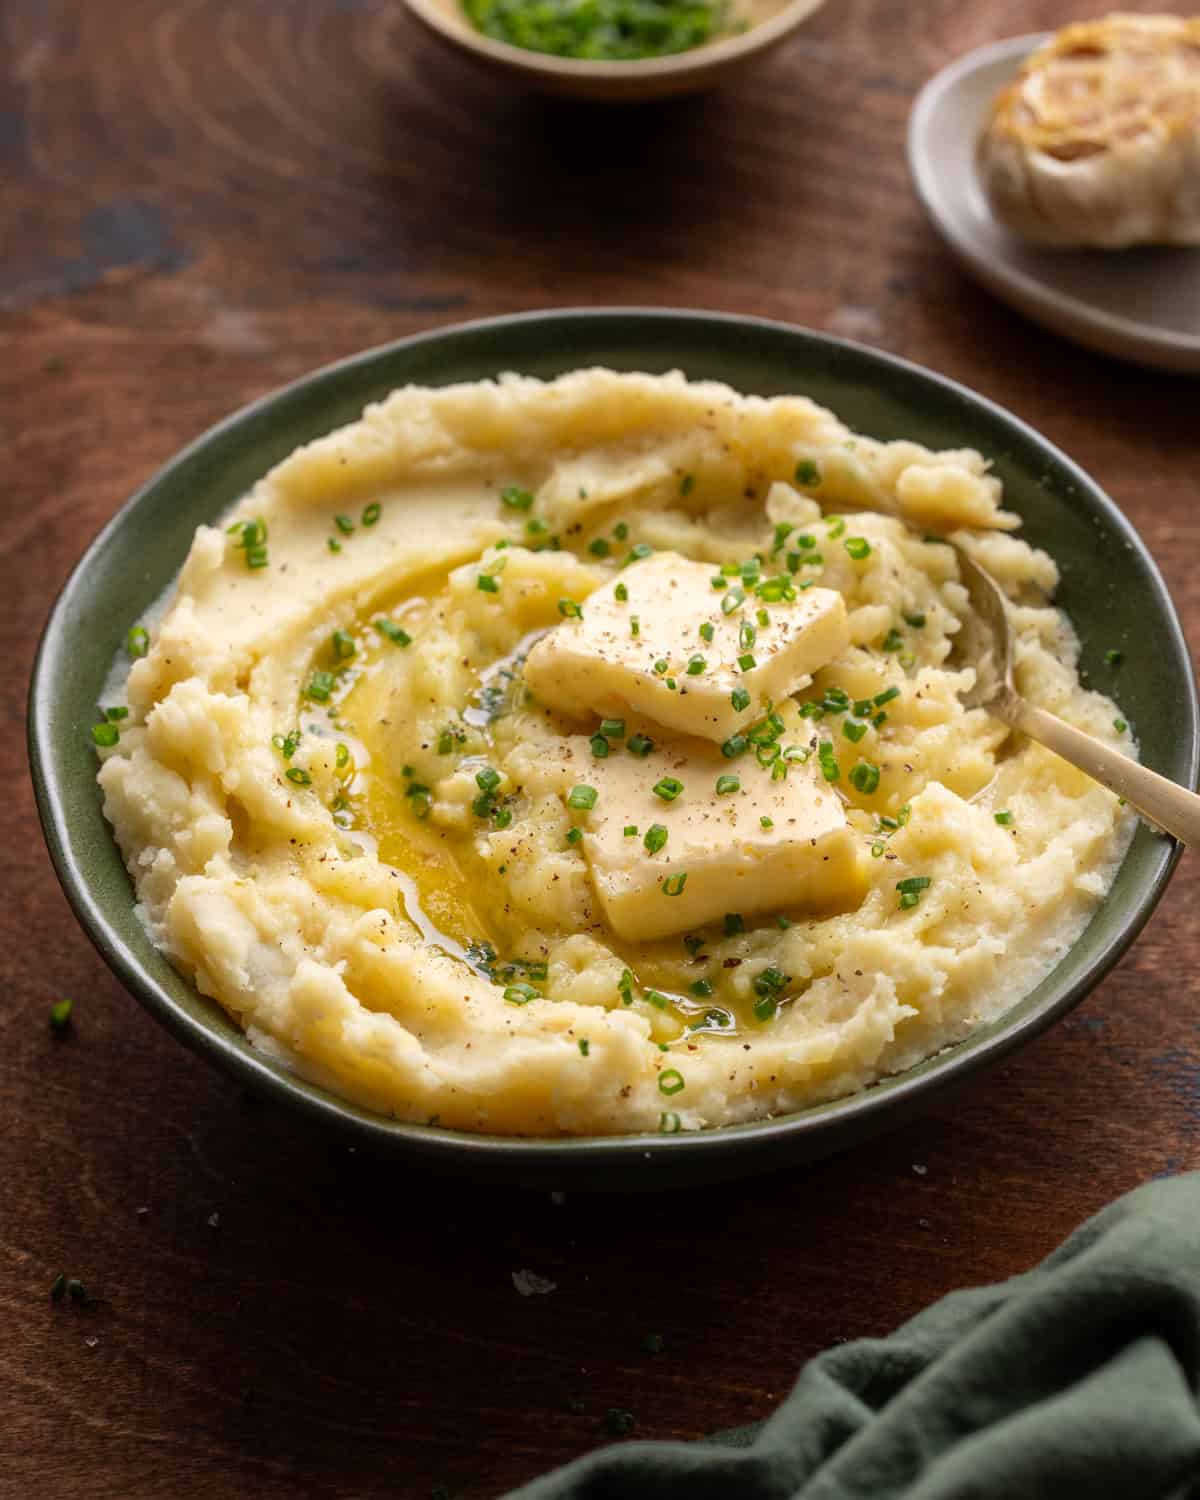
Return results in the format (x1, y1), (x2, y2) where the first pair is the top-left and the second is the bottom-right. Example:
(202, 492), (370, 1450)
(97, 370), (1133, 1135)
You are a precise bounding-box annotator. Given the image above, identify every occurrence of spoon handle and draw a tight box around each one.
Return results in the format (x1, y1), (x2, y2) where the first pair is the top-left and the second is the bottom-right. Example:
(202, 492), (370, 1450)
(1002, 695), (1200, 846)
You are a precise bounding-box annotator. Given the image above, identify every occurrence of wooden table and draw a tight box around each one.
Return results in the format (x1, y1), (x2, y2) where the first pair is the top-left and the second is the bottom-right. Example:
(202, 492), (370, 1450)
(5, 3), (1198, 1495)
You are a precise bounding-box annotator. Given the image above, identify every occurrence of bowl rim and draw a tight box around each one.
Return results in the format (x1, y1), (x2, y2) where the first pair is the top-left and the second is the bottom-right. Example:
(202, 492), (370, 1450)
(400, 0), (827, 79)
(28, 307), (1197, 1180)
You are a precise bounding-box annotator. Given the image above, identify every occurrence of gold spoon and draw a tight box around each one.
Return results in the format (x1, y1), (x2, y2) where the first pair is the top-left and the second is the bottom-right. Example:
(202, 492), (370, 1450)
(954, 545), (1200, 844)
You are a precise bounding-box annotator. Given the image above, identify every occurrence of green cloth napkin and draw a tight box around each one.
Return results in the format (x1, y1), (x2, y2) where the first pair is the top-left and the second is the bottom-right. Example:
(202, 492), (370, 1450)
(506, 1174), (1200, 1499)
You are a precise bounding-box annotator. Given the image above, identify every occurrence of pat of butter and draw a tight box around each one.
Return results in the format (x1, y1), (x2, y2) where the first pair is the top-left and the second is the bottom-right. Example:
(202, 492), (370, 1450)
(524, 551), (848, 744)
(573, 736), (862, 942)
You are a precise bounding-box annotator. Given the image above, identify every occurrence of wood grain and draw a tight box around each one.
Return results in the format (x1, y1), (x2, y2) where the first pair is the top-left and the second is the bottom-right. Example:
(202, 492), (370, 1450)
(4, 2), (1199, 1496)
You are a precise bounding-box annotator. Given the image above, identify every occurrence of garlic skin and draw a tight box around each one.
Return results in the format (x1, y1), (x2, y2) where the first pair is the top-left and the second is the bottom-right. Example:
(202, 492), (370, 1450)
(977, 13), (1200, 249)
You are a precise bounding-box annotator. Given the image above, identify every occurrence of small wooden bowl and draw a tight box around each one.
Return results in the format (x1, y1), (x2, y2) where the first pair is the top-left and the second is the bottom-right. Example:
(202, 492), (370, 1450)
(401, 0), (828, 101)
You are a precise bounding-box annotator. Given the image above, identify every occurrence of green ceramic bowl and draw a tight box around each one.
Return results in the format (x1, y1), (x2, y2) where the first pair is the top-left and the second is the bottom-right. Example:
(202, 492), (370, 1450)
(29, 310), (1197, 1189)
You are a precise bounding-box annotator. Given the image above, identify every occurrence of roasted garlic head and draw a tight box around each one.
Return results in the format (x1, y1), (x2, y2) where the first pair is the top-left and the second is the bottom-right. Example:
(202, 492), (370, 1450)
(977, 13), (1200, 248)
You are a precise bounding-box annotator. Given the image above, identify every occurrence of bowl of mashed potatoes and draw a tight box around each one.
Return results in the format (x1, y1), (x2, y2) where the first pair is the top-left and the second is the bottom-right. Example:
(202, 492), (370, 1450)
(29, 311), (1196, 1187)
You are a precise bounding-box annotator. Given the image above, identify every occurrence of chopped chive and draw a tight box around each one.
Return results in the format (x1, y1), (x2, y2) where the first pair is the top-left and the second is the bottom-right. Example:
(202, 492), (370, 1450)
(686, 655), (706, 676)
(645, 990), (670, 1011)
(126, 625), (150, 659)
(760, 815), (774, 829)
(994, 810), (1014, 826)
(624, 825), (638, 837)
(614, 581), (629, 602)
(49, 998), (73, 1035)
(721, 734), (749, 759)
(504, 983), (538, 1004)
(630, 616), (641, 637)
(374, 618), (412, 646)
(871, 840), (885, 857)
(306, 670), (335, 701)
(826, 517), (846, 540)
(897, 875), (932, 895)
(285, 767), (312, 786)
(737, 653), (756, 672)
(818, 741), (840, 783)
(842, 719), (868, 744)
(501, 486), (534, 511)
(476, 767), (501, 792)
(526, 517), (548, 536)
(690, 979), (714, 998)
(881, 628), (904, 652)
(903, 611), (926, 628)
(772, 521), (793, 554)
(362, 502), (382, 527)
(600, 718), (626, 740)
(624, 542), (653, 566)
(659, 1112), (681, 1134)
(844, 536), (871, 560)
(335, 742), (350, 770)
(477, 574), (499, 593)
(567, 785), (597, 810)
(653, 777), (683, 802)
(721, 588), (746, 616)
(873, 686), (901, 707)
(753, 995), (778, 1022)
(558, 597), (584, 620)
(716, 774), (740, 795)
(91, 722), (119, 748)
(653, 658), (668, 675)
(566, 827), (583, 845)
(627, 734), (654, 757)
(327, 536), (342, 553)
(590, 733), (609, 759)
(589, 538), (611, 558)
(739, 621), (756, 651)
(1105, 649), (1124, 667)
(794, 460), (821, 486)
(1114, 718), (1128, 734)
(699, 622), (715, 644)
(614, 522), (629, 541)
(437, 729), (454, 755)
(680, 474), (695, 496)
(849, 760), (880, 795)
(803, 553), (824, 568)
(661, 873), (687, 897)
(644, 824), (668, 854)
(331, 629), (356, 660)
(724, 913), (744, 936)
(493, 806), (513, 830)
(334, 514), (354, 535)
(658, 1068), (685, 1095)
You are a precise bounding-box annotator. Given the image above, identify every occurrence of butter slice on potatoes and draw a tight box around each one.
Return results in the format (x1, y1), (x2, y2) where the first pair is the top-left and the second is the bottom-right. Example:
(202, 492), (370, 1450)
(574, 738), (862, 942)
(524, 551), (849, 744)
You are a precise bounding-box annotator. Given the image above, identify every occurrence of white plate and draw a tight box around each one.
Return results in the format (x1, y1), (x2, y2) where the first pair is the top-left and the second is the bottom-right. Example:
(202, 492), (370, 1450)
(907, 34), (1200, 374)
